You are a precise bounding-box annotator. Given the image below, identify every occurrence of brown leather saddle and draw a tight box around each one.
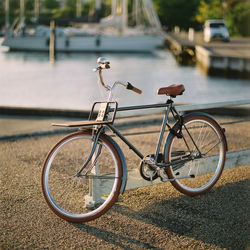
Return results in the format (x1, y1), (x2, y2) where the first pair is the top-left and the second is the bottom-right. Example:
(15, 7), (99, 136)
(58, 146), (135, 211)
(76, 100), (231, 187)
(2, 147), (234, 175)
(157, 84), (185, 97)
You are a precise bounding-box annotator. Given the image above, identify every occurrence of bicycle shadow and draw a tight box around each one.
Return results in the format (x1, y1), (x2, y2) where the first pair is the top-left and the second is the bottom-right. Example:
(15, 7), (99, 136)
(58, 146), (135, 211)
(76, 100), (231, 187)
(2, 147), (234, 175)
(117, 179), (249, 249)
(70, 179), (248, 249)
(71, 222), (160, 249)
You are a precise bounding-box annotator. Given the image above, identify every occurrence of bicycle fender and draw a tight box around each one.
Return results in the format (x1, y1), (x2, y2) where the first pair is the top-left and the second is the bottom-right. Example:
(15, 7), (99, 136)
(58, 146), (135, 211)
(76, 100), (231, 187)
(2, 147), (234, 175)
(102, 134), (127, 194)
(164, 111), (228, 158)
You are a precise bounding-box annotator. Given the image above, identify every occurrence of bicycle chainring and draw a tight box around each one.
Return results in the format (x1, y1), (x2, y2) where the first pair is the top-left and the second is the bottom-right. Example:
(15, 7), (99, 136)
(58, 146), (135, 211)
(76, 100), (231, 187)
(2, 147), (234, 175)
(139, 155), (158, 181)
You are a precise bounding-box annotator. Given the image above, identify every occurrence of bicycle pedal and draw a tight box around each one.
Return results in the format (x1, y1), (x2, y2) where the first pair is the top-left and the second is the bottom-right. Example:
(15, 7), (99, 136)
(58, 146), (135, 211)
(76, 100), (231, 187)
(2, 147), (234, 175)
(157, 168), (168, 182)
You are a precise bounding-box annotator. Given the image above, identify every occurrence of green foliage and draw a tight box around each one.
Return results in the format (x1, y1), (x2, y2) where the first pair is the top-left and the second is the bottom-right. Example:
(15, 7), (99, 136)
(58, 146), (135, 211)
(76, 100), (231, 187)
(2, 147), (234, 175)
(1, 0), (19, 28)
(44, 0), (60, 10)
(226, 1), (250, 37)
(51, 0), (95, 19)
(65, 0), (76, 10)
(153, 0), (200, 30)
(10, 0), (20, 10)
(195, 0), (250, 37)
(25, 0), (34, 11)
(1, 0), (249, 38)
(51, 7), (74, 18)
(0, 5), (4, 29)
(196, 0), (224, 23)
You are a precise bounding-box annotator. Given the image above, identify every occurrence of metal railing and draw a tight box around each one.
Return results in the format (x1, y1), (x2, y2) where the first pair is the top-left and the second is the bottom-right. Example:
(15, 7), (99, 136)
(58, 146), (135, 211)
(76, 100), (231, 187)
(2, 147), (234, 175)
(176, 99), (250, 112)
(124, 99), (250, 190)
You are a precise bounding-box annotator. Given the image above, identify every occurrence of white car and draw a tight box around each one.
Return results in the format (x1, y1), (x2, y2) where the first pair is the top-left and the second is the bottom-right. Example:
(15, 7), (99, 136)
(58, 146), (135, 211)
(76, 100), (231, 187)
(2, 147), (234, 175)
(204, 19), (230, 42)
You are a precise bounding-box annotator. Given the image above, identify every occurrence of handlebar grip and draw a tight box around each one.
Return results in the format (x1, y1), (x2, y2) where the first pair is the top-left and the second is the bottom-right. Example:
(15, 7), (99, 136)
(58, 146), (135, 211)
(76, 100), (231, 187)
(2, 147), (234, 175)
(132, 86), (142, 94)
(126, 82), (142, 94)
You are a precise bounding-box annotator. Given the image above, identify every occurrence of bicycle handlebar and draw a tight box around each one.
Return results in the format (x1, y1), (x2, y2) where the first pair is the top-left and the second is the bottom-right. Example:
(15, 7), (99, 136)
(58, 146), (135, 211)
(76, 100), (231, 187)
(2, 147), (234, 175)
(126, 82), (142, 94)
(94, 63), (110, 71)
(94, 57), (142, 95)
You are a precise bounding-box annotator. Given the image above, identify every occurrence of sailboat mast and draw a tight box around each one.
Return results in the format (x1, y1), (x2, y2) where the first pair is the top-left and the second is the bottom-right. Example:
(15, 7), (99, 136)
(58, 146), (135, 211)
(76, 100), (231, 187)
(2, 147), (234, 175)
(34, 0), (39, 20)
(20, 0), (25, 24)
(135, 0), (140, 27)
(143, 0), (162, 31)
(76, 0), (82, 18)
(95, 0), (101, 21)
(122, 0), (127, 33)
(112, 0), (117, 16)
(5, 0), (10, 29)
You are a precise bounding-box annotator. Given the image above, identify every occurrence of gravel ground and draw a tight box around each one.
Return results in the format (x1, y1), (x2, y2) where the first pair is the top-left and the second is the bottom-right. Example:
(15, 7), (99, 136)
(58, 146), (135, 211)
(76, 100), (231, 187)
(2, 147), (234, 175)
(1, 116), (249, 249)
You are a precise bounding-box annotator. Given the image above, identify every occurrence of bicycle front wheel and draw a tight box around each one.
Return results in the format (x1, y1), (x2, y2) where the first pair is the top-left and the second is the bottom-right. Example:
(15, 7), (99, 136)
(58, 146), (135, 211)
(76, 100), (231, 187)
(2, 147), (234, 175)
(42, 130), (123, 222)
(165, 113), (226, 196)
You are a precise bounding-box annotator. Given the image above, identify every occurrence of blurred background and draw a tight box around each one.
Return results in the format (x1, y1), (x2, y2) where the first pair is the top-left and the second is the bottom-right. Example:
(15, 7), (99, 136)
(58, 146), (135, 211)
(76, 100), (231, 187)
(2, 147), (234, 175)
(0, 0), (249, 111)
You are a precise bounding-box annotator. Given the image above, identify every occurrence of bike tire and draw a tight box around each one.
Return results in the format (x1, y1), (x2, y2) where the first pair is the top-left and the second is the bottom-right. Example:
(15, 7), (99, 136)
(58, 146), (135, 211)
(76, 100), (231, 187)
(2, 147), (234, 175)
(164, 113), (226, 196)
(41, 130), (123, 222)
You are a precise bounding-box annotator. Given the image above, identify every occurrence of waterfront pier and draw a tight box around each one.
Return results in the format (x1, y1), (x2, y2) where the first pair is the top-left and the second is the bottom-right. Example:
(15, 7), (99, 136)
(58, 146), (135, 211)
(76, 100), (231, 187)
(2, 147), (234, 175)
(165, 31), (250, 78)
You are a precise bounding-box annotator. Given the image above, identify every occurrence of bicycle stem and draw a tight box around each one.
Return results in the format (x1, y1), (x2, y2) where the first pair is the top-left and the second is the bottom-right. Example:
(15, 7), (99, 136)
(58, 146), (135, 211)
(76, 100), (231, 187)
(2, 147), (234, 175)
(94, 57), (142, 100)
(108, 81), (127, 101)
(98, 70), (110, 91)
(97, 67), (127, 102)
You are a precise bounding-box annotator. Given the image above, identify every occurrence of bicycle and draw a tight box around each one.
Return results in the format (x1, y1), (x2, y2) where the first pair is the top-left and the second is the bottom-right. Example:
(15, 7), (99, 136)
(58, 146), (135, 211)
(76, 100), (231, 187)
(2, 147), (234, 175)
(41, 57), (227, 222)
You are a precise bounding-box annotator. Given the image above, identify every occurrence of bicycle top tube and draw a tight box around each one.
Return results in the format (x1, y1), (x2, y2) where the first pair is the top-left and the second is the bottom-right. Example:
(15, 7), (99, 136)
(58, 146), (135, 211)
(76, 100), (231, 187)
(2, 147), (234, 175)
(109, 102), (171, 113)
(94, 57), (184, 105)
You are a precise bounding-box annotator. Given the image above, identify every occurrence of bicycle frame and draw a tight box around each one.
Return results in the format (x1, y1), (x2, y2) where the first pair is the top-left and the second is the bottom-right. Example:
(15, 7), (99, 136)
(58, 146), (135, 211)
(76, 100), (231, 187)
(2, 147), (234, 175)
(88, 98), (183, 167)
(108, 102), (175, 161)
(42, 57), (228, 222)
(90, 58), (184, 165)
(59, 58), (202, 189)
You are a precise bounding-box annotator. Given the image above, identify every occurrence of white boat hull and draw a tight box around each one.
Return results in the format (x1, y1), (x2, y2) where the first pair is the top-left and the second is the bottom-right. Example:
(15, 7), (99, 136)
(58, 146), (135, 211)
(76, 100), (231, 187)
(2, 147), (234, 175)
(2, 35), (164, 52)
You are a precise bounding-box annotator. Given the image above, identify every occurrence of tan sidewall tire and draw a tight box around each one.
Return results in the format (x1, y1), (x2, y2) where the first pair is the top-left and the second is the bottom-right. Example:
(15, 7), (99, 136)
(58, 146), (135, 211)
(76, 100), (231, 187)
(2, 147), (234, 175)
(41, 130), (123, 222)
(166, 115), (226, 196)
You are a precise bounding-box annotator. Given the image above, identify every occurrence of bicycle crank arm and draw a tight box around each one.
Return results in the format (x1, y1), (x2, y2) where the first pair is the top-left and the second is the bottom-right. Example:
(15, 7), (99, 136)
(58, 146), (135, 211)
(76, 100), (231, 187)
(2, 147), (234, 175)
(160, 174), (195, 182)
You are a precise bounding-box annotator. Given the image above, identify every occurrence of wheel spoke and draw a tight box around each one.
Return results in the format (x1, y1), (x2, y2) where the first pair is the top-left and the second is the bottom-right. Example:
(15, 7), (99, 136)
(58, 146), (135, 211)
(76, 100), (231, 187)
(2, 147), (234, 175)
(166, 115), (226, 196)
(42, 131), (122, 222)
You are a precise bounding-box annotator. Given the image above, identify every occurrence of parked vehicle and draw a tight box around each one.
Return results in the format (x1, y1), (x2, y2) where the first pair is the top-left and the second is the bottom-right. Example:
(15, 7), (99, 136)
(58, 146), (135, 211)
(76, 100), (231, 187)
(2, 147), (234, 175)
(204, 19), (230, 42)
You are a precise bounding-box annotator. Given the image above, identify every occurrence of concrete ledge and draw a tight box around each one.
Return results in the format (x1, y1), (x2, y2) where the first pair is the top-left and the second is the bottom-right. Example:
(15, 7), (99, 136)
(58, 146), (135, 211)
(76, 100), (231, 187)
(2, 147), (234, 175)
(196, 45), (250, 78)
(125, 148), (250, 190)
(1, 104), (250, 118)
(0, 106), (91, 118)
(86, 148), (250, 193)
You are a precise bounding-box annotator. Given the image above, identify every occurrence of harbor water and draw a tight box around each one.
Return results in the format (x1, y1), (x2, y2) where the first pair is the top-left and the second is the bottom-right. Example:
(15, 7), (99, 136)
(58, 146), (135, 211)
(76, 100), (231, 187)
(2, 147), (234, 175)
(1, 40), (250, 113)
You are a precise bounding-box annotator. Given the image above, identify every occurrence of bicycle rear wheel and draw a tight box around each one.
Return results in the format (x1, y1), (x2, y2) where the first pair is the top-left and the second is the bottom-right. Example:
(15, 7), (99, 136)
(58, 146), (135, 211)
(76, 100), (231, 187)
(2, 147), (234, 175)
(42, 130), (123, 222)
(165, 113), (226, 196)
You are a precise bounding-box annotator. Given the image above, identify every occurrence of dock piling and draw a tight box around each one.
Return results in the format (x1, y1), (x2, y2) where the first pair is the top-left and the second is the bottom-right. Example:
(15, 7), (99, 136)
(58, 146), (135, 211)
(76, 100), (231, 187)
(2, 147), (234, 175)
(50, 20), (56, 63)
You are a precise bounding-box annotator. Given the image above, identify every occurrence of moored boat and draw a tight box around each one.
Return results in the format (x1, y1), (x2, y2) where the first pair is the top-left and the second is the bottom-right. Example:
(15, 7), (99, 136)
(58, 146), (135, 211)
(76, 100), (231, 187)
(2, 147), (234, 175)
(2, 0), (164, 53)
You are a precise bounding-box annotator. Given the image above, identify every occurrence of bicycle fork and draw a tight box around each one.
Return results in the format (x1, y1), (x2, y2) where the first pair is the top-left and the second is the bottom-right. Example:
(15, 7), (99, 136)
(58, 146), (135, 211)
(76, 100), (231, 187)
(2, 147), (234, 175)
(76, 127), (104, 177)
(76, 127), (106, 208)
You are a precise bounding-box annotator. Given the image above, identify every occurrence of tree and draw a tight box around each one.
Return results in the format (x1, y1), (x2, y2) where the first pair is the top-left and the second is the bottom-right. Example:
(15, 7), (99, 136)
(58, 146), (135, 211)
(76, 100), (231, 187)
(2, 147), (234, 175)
(25, 0), (34, 11)
(153, 0), (200, 30)
(44, 0), (60, 10)
(196, 0), (224, 24)
(226, 1), (250, 36)
(195, 0), (250, 36)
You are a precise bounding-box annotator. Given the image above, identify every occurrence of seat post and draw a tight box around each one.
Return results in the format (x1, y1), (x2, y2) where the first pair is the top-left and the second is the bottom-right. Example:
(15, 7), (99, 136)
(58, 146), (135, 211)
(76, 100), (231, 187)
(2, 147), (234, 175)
(154, 102), (172, 161)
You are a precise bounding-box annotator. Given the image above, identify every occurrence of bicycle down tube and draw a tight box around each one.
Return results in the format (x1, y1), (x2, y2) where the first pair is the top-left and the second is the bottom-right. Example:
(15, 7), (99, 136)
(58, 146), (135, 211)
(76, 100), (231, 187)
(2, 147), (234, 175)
(106, 101), (176, 164)
(41, 57), (227, 223)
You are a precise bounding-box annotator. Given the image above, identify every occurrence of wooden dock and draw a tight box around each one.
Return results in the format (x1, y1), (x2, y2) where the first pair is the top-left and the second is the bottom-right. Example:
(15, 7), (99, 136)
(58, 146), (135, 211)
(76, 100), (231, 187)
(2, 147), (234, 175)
(165, 32), (196, 64)
(165, 32), (250, 78)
